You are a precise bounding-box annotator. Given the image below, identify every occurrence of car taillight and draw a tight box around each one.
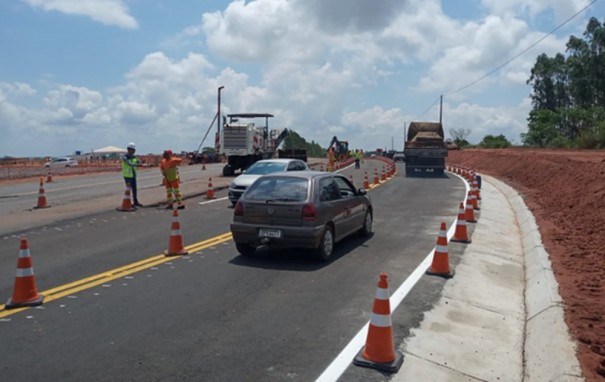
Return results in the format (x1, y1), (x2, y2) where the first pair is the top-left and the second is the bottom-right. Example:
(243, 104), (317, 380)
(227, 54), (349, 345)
(234, 201), (243, 216)
(302, 203), (317, 221)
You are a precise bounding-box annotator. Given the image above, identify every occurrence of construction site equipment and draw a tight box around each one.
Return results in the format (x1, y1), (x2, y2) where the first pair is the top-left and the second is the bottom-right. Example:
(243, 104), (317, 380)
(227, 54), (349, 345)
(404, 121), (448, 176)
(117, 186), (136, 212)
(34, 177), (50, 209)
(353, 273), (404, 373)
(327, 136), (350, 161)
(218, 114), (307, 176)
(165, 208), (188, 257)
(426, 222), (454, 278)
(5, 237), (44, 309)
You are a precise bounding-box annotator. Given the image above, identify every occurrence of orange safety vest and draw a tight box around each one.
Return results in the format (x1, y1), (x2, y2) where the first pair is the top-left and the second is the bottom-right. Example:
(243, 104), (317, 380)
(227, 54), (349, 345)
(160, 157), (182, 182)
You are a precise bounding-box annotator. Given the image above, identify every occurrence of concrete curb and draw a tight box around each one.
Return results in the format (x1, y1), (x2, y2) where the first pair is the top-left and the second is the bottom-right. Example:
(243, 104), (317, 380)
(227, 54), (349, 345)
(484, 175), (584, 382)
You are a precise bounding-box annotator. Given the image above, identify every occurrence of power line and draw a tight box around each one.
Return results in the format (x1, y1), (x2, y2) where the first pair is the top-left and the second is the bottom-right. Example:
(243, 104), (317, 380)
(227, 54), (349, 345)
(414, 0), (598, 118)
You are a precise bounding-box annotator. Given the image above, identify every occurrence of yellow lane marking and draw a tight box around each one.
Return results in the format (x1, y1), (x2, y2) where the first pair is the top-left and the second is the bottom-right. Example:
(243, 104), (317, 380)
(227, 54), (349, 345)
(0, 232), (233, 318)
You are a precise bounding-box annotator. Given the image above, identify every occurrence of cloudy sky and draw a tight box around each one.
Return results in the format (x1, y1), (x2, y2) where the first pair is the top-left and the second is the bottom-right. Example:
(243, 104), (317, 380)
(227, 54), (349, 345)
(0, 0), (601, 157)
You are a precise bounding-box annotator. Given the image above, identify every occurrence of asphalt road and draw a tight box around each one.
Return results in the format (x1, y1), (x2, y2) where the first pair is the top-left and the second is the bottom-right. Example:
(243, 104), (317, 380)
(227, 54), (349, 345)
(0, 160), (466, 381)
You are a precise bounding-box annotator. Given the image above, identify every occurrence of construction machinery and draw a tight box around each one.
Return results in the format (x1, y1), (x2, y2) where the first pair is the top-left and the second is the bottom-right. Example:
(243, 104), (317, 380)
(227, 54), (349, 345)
(403, 121), (448, 176)
(219, 113), (299, 176)
(327, 136), (350, 161)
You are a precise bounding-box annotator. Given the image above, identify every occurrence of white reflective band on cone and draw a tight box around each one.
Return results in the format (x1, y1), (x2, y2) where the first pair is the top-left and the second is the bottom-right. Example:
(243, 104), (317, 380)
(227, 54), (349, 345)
(435, 245), (448, 253)
(375, 288), (390, 300)
(171, 229), (182, 235)
(370, 313), (392, 328)
(16, 268), (34, 277)
(19, 249), (31, 258)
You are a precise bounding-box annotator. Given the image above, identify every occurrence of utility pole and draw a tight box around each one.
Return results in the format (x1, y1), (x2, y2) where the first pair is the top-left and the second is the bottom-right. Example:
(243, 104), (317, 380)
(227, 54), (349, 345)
(439, 94), (443, 125)
(217, 86), (224, 152)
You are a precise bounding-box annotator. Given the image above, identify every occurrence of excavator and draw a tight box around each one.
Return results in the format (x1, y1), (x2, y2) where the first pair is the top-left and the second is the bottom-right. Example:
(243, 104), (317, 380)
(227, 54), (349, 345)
(327, 136), (350, 161)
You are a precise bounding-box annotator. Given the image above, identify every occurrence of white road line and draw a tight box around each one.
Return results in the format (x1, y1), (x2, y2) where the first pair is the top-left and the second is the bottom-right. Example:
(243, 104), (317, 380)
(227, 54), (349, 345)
(198, 196), (228, 205)
(315, 172), (468, 382)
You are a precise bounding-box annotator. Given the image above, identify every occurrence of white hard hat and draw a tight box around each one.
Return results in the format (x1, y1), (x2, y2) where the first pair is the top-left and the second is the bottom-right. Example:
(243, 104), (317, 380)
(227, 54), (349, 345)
(127, 142), (136, 150)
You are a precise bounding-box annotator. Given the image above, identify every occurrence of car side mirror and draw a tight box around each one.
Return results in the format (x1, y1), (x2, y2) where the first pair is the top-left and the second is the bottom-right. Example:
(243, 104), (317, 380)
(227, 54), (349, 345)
(357, 188), (367, 195)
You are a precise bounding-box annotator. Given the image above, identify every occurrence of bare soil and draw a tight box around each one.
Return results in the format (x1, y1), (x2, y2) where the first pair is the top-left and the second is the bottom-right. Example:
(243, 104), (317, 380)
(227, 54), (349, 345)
(448, 148), (605, 381)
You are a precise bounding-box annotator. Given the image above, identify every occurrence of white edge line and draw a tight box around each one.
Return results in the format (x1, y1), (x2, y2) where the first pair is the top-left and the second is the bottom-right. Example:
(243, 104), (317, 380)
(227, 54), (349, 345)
(198, 196), (229, 205)
(315, 172), (470, 382)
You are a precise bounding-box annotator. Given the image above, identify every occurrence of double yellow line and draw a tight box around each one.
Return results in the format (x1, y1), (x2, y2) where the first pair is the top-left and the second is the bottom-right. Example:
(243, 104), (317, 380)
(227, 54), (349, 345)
(0, 232), (233, 318)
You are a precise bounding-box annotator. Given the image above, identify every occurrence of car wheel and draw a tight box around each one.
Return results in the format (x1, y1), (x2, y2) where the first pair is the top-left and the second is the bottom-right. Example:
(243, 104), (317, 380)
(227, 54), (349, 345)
(315, 226), (334, 262)
(359, 210), (373, 237)
(235, 243), (256, 256)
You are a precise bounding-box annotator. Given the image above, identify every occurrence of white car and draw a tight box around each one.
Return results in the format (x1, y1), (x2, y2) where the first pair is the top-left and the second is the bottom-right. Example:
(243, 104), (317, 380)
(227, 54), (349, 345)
(43, 157), (79, 168)
(228, 158), (309, 206)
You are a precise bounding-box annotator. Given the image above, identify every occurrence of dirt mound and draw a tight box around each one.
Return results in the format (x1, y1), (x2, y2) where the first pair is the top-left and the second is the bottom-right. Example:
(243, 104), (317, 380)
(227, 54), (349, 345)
(448, 148), (605, 381)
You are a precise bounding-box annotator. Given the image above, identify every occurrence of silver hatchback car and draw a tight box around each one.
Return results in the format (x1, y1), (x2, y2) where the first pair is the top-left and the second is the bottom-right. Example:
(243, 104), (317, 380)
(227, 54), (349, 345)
(230, 171), (373, 261)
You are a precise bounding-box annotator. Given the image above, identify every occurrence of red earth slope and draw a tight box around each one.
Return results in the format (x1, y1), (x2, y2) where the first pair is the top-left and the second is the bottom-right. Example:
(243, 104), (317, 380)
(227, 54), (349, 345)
(447, 148), (605, 381)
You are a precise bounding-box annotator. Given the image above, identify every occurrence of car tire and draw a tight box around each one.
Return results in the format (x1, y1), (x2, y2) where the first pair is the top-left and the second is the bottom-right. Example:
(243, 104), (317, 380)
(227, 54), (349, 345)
(315, 226), (334, 262)
(235, 243), (256, 256)
(358, 210), (373, 237)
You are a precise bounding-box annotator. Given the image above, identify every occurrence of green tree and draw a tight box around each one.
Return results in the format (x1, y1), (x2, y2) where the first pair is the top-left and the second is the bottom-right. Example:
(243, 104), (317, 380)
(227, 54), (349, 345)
(284, 130), (326, 157)
(479, 134), (511, 148)
(522, 109), (562, 147)
(524, 17), (605, 147)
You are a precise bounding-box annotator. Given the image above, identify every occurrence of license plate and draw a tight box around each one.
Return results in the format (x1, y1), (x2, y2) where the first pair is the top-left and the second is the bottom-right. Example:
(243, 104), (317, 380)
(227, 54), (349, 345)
(258, 228), (282, 238)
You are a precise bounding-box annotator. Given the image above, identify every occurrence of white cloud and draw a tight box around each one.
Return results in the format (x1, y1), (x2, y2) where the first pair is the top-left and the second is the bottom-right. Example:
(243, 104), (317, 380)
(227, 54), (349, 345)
(480, 0), (591, 22)
(2, 0), (600, 156)
(22, 0), (138, 29)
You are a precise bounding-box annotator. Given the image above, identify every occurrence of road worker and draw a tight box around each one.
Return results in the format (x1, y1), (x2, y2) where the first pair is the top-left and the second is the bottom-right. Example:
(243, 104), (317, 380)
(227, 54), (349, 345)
(122, 142), (143, 207)
(160, 150), (184, 209)
(354, 149), (362, 169)
(327, 147), (335, 172)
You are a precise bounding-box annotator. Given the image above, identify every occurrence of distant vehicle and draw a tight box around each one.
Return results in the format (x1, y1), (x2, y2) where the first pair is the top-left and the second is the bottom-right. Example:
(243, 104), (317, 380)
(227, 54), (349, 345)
(227, 158), (309, 206)
(404, 121), (448, 176)
(43, 157), (78, 168)
(393, 153), (406, 162)
(230, 171), (373, 261)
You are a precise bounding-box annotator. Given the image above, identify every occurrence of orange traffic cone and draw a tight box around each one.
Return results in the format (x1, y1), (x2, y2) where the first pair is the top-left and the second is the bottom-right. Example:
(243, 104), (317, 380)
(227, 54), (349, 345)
(473, 177), (481, 200)
(165, 207), (188, 257)
(33, 177), (51, 209)
(363, 171), (370, 190)
(381, 168), (386, 181)
(354, 273), (404, 373)
(117, 186), (136, 212)
(465, 198), (477, 223)
(426, 222), (454, 278)
(451, 203), (471, 243)
(206, 177), (216, 199)
(5, 237), (44, 309)
(373, 168), (379, 185)
(469, 189), (480, 210)
(46, 170), (53, 183)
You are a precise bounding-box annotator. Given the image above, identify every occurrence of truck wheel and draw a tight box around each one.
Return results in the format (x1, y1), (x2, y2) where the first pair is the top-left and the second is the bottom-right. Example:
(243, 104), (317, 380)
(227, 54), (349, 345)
(236, 243), (256, 256)
(315, 226), (334, 262)
(222, 165), (234, 177)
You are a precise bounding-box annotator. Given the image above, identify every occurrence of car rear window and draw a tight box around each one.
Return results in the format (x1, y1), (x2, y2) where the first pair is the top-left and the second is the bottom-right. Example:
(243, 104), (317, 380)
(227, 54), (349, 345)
(245, 177), (308, 202)
(245, 162), (287, 175)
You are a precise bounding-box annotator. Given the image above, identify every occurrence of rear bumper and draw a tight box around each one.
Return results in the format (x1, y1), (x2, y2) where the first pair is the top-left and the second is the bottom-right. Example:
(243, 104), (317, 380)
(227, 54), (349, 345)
(230, 223), (324, 249)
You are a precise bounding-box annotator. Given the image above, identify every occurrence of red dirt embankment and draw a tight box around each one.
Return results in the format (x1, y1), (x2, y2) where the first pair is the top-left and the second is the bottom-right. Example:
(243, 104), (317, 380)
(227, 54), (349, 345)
(447, 148), (605, 381)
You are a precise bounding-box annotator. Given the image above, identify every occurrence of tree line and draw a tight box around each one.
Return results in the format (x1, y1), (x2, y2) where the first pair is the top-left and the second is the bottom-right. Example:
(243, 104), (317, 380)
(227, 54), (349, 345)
(524, 16), (605, 148)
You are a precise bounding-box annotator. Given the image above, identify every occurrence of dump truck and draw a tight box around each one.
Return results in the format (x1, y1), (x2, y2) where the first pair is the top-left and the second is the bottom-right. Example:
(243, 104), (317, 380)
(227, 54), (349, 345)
(403, 121), (448, 176)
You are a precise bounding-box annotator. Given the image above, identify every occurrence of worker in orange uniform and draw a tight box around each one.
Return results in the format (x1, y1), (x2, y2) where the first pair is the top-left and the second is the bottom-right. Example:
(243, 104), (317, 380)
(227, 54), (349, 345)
(327, 147), (335, 172)
(160, 150), (185, 209)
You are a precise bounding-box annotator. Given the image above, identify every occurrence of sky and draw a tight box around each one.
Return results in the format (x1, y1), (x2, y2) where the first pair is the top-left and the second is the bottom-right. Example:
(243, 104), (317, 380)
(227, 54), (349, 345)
(0, 0), (602, 157)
